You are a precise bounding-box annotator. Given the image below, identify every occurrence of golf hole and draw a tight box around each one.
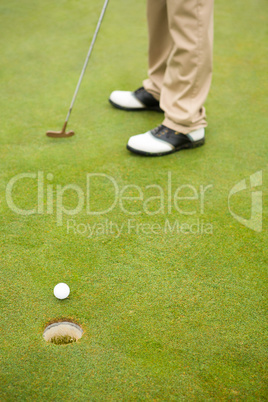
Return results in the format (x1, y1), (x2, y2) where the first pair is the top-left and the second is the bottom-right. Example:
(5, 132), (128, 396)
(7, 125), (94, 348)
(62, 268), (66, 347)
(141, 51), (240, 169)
(43, 321), (83, 345)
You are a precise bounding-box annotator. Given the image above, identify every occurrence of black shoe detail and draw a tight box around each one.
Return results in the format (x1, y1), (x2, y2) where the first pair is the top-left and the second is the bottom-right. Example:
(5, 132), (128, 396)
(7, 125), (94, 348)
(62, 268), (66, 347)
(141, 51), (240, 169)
(126, 144), (175, 157)
(134, 87), (163, 112)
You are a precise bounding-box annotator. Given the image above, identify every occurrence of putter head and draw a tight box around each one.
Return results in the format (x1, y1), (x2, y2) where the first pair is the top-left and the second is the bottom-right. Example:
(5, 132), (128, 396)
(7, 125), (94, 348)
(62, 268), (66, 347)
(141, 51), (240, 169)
(46, 121), (75, 138)
(46, 130), (75, 138)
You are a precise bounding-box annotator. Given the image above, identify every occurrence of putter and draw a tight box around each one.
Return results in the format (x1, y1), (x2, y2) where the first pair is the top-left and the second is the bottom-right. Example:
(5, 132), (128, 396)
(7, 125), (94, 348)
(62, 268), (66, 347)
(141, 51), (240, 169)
(46, 0), (109, 138)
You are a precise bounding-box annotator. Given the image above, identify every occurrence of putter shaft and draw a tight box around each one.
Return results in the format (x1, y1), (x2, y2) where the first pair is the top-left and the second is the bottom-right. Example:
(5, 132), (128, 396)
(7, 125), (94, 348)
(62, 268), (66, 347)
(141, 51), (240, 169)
(46, 0), (109, 138)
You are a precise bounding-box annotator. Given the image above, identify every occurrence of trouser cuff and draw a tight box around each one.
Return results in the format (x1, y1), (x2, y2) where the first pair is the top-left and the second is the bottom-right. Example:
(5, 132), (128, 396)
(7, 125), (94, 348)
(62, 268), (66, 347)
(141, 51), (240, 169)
(163, 116), (207, 135)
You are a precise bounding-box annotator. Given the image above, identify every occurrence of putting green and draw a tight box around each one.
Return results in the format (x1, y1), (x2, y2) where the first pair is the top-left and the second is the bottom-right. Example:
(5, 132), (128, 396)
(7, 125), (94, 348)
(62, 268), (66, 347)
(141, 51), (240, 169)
(0, 0), (267, 400)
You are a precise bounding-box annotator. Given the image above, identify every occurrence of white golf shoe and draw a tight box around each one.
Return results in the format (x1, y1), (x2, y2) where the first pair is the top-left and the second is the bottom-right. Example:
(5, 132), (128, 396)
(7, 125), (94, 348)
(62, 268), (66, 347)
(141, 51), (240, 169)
(127, 125), (205, 156)
(109, 87), (162, 112)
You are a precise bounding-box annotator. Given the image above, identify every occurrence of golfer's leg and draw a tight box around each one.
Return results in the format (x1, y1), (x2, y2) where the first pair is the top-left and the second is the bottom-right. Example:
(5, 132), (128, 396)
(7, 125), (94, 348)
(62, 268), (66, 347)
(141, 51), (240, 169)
(161, 0), (214, 133)
(143, 0), (173, 101)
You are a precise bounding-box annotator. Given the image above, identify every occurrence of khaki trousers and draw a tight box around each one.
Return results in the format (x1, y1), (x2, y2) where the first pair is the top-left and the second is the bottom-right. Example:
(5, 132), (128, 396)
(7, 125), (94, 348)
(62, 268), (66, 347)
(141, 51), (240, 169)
(143, 0), (214, 134)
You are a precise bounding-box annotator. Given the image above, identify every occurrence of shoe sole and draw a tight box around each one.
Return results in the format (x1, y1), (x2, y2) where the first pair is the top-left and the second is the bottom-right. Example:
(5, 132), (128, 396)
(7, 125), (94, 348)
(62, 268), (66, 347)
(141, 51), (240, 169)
(126, 138), (205, 157)
(109, 99), (163, 113)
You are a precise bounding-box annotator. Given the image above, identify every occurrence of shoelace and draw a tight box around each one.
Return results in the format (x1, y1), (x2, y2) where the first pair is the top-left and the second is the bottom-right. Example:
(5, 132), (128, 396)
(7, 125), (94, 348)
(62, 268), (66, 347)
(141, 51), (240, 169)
(152, 125), (171, 138)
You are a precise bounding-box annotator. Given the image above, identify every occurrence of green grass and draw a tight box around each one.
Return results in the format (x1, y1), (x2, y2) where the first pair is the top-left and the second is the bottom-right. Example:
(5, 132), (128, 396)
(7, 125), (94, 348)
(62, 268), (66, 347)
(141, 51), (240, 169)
(0, 0), (267, 400)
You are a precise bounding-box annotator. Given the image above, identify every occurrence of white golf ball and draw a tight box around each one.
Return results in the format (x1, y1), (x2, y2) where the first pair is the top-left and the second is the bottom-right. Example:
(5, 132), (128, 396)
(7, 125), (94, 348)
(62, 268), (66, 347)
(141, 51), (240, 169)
(53, 283), (70, 300)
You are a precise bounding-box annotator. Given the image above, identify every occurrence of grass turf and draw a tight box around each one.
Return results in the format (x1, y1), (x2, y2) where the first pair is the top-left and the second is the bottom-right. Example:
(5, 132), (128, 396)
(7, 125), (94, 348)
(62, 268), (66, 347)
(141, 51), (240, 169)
(0, 0), (267, 400)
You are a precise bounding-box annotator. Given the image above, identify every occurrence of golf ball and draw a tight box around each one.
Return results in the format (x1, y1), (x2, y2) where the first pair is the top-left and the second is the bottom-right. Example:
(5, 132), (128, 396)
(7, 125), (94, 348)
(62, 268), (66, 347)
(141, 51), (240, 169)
(53, 283), (70, 300)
